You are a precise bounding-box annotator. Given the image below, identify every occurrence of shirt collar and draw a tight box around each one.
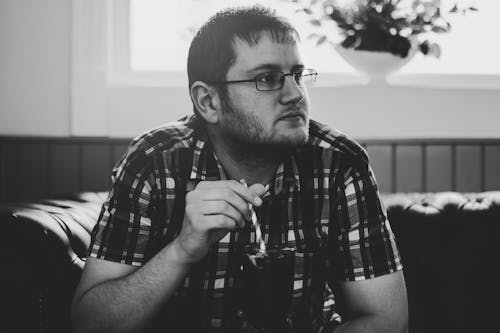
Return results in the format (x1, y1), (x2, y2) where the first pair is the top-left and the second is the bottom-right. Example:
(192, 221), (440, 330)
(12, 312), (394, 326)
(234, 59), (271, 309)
(188, 128), (300, 193)
(271, 153), (301, 195)
(189, 136), (228, 181)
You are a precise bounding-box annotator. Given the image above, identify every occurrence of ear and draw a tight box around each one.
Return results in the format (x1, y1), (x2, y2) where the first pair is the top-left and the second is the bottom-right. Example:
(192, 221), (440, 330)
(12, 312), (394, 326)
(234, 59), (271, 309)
(190, 81), (221, 124)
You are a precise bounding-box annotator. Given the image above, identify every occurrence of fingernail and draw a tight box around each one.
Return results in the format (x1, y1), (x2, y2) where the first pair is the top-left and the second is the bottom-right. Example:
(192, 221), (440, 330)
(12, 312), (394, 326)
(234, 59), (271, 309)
(254, 197), (262, 205)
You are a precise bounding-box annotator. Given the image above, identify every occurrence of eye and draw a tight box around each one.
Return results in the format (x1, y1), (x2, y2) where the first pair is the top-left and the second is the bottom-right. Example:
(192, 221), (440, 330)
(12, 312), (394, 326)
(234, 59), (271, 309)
(257, 72), (279, 85)
(293, 70), (303, 84)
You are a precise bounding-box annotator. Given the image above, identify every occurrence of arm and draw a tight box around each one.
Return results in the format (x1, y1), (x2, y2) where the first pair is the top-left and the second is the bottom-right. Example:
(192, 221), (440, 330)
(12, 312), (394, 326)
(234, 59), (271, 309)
(329, 148), (408, 332)
(332, 270), (408, 333)
(71, 180), (266, 333)
(71, 241), (190, 333)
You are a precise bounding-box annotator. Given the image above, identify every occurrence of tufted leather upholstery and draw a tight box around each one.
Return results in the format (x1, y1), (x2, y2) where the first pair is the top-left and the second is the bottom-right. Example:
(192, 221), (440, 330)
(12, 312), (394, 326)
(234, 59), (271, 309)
(0, 192), (106, 333)
(0, 191), (499, 333)
(384, 192), (500, 333)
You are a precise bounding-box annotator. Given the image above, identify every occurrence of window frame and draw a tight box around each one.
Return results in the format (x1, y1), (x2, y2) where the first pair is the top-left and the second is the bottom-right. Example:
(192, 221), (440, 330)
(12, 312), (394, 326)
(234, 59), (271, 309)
(76, 0), (500, 85)
(71, 0), (500, 136)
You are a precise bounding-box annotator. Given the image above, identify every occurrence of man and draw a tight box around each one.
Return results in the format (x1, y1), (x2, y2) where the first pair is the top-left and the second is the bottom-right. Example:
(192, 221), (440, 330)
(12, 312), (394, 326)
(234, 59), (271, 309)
(71, 6), (407, 333)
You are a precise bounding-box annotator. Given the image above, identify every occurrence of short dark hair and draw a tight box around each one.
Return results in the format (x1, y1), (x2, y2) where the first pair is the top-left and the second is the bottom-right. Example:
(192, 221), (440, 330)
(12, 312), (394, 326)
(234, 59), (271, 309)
(187, 6), (299, 115)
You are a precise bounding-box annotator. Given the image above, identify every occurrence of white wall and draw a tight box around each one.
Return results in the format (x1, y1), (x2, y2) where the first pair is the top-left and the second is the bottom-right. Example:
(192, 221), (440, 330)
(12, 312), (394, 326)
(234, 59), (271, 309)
(308, 85), (500, 139)
(98, 84), (500, 139)
(0, 0), (71, 136)
(1, 0), (499, 138)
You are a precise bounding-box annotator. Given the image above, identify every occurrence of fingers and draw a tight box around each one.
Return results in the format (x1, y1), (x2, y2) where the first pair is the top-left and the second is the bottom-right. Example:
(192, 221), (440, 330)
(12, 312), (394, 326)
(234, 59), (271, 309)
(204, 214), (241, 230)
(201, 200), (246, 228)
(178, 180), (266, 262)
(249, 183), (267, 198)
(197, 180), (263, 206)
(199, 188), (250, 219)
(186, 180), (266, 233)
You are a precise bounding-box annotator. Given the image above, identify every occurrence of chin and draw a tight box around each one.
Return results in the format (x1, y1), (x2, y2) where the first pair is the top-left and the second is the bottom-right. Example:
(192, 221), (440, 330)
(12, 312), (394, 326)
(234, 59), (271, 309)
(273, 130), (309, 148)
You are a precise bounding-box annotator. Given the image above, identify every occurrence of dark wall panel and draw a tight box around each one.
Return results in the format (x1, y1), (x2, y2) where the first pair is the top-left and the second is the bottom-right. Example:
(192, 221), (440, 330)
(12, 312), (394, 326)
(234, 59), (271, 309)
(17, 143), (49, 200)
(1, 143), (18, 201)
(426, 145), (453, 192)
(455, 145), (482, 192)
(485, 145), (500, 190)
(49, 143), (80, 195)
(112, 143), (129, 167)
(395, 145), (423, 192)
(1, 137), (500, 203)
(366, 145), (393, 193)
(81, 143), (112, 192)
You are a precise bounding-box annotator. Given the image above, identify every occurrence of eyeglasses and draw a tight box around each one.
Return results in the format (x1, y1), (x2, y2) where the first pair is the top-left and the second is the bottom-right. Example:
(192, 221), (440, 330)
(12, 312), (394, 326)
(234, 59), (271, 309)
(209, 68), (318, 91)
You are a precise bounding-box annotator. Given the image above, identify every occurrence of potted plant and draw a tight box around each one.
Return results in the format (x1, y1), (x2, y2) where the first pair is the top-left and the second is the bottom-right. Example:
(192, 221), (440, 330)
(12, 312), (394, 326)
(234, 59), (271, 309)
(288, 0), (477, 80)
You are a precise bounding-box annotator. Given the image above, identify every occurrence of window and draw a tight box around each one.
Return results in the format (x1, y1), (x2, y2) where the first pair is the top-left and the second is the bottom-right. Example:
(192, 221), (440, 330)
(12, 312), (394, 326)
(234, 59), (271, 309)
(129, 0), (500, 78)
(71, 0), (500, 138)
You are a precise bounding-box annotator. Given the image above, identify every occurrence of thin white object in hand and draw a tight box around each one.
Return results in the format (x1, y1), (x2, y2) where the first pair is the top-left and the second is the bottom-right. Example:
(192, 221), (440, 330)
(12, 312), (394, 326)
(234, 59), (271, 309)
(240, 179), (266, 252)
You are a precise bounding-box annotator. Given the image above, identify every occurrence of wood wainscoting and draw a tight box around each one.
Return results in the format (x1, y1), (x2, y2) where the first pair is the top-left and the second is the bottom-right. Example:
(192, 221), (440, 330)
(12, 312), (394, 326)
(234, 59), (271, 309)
(362, 138), (500, 193)
(1, 136), (499, 203)
(0, 137), (129, 203)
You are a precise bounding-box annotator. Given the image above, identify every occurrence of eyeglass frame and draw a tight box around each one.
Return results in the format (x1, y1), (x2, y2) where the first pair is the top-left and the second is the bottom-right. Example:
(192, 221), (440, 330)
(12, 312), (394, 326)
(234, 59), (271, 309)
(207, 68), (318, 91)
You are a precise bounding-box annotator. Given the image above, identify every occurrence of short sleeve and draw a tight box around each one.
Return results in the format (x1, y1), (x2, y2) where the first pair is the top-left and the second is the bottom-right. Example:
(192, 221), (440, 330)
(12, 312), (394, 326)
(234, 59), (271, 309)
(330, 155), (402, 281)
(88, 146), (159, 266)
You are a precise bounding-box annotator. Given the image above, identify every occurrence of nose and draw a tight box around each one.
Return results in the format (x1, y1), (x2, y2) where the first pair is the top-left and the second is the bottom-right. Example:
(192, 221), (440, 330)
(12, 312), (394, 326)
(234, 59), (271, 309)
(280, 74), (305, 105)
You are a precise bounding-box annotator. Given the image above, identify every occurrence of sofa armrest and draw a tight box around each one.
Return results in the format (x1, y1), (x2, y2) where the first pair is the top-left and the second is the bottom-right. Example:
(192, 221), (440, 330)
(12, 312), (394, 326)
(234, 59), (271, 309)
(0, 193), (106, 333)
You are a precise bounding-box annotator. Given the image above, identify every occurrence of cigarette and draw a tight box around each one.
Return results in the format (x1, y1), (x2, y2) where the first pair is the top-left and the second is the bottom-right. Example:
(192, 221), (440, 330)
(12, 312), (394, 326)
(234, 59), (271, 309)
(240, 179), (266, 252)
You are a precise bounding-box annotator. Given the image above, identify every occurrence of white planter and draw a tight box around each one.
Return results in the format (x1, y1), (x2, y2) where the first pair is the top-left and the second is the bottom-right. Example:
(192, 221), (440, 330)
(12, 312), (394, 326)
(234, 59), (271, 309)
(335, 44), (417, 84)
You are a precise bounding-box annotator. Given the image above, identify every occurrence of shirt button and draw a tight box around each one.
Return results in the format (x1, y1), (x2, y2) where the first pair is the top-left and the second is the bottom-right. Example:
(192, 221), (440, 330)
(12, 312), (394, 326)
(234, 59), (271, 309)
(237, 309), (245, 318)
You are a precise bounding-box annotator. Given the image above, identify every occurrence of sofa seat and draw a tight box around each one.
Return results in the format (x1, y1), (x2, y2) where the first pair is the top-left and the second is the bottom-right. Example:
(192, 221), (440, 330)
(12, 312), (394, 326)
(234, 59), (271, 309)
(1, 191), (499, 333)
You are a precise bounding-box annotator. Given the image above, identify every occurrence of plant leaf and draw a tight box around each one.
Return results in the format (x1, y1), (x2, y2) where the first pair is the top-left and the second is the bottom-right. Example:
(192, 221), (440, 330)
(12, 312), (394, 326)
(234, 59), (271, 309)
(429, 43), (441, 58)
(296, 8), (314, 15)
(316, 35), (327, 45)
(340, 35), (360, 48)
(419, 40), (429, 55)
(307, 33), (321, 39)
(309, 19), (322, 26)
(431, 25), (448, 33)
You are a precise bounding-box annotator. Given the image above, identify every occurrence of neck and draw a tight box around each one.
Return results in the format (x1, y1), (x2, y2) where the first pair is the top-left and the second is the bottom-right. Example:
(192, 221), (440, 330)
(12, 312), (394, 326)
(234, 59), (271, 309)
(210, 137), (287, 187)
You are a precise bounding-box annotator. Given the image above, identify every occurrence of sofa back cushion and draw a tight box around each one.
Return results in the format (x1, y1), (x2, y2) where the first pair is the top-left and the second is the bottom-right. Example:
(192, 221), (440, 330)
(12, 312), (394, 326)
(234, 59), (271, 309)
(383, 192), (500, 332)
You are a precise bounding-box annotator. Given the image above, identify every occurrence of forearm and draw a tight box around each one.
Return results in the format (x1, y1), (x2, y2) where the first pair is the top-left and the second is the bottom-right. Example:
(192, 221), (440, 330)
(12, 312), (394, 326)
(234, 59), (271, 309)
(72, 240), (191, 333)
(333, 314), (407, 333)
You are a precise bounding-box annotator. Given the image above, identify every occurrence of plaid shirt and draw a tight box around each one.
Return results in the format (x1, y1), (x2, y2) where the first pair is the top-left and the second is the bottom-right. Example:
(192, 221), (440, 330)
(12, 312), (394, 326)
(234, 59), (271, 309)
(89, 115), (402, 332)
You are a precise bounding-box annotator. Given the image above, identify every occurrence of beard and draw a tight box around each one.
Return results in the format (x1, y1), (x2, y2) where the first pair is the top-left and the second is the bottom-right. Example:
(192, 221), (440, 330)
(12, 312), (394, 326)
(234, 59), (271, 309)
(218, 90), (309, 151)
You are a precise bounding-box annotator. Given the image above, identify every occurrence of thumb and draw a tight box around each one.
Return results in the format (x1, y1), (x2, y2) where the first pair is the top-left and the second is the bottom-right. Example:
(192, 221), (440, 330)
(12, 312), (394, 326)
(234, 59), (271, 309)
(249, 183), (267, 198)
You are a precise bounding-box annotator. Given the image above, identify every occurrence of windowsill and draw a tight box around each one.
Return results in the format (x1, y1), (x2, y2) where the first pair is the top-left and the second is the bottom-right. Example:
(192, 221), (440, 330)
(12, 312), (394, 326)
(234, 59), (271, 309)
(387, 73), (500, 90)
(108, 70), (500, 90)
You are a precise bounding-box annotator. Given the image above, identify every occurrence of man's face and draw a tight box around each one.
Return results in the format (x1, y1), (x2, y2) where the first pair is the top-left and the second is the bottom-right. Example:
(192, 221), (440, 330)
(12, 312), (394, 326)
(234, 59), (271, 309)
(216, 32), (310, 149)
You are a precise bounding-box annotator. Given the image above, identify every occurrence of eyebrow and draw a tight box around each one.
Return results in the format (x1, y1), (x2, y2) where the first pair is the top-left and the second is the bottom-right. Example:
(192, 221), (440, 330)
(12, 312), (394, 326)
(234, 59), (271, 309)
(246, 63), (305, 75)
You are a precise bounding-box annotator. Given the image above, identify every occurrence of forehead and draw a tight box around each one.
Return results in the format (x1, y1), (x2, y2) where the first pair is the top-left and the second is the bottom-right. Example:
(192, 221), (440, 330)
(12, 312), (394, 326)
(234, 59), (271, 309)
(229, 32), (303, 74)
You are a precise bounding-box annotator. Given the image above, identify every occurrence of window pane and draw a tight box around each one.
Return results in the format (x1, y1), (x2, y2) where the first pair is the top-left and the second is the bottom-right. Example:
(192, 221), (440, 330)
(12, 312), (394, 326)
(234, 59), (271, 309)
(401, 0), (500, 74)
(130, 0), (500, 75)
(130, 0), (354, 73)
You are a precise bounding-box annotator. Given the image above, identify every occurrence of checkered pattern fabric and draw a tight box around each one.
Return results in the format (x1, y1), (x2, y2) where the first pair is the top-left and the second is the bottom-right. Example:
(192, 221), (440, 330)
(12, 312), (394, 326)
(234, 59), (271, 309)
(89, 115), (402, 332)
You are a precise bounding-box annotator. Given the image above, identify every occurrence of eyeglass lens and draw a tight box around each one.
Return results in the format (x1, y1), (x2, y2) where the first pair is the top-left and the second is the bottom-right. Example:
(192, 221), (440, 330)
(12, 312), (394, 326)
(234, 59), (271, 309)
(256, 70), (316, 91)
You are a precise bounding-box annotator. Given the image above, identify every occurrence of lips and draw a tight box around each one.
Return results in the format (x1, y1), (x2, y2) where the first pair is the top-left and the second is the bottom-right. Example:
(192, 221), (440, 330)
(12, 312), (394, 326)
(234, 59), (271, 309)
(278, 111), (305, 121)
(279, 108), (306, 120)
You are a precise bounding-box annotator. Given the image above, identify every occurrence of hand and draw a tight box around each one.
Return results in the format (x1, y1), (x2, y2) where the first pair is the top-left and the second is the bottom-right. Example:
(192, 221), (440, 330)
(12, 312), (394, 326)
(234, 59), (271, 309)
(173, 180), (266, 264)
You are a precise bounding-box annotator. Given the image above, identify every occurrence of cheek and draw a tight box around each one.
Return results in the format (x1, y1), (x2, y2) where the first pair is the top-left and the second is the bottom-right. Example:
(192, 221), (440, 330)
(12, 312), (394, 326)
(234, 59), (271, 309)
(226, 89), (281, 127)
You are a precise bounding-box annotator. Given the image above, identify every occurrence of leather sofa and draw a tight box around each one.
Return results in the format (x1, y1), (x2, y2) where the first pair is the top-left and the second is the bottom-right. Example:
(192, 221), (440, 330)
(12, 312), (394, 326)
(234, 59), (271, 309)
(0, 191), (499, 333)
